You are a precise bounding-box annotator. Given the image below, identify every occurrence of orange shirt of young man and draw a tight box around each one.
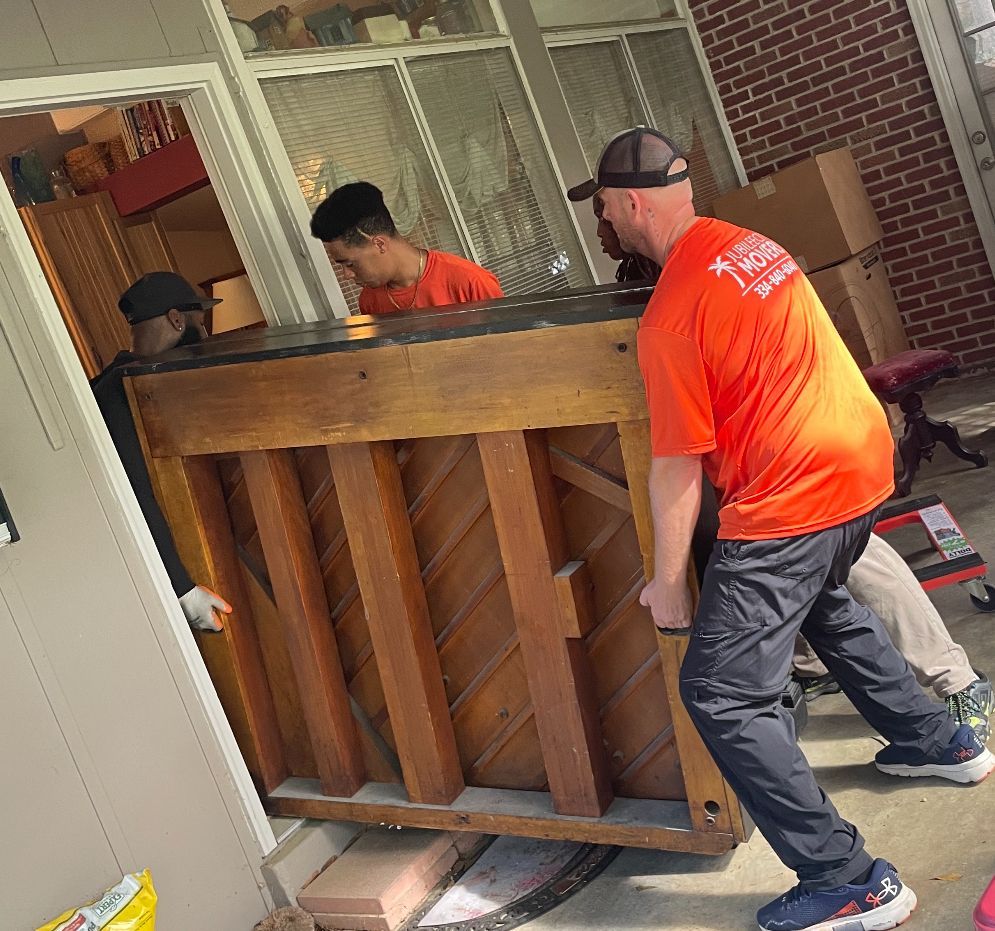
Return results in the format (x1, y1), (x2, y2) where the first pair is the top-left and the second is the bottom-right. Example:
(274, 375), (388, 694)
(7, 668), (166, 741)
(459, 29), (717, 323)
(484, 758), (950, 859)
(358, 250), (504, 315)
(638, 217), (895, 541)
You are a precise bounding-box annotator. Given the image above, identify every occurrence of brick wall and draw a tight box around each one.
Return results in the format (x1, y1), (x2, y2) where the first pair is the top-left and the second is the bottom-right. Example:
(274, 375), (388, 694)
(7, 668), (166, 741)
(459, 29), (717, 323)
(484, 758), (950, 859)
(687, 0), (995, 368)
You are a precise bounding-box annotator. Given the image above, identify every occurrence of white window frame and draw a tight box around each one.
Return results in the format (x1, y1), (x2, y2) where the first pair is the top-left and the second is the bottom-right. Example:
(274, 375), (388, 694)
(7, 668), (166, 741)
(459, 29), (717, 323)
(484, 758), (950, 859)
(238, 25), (600, 301)
(541, 4), (748, 185)
(907, 0), (995, 277)
(0, 62), (301, 860)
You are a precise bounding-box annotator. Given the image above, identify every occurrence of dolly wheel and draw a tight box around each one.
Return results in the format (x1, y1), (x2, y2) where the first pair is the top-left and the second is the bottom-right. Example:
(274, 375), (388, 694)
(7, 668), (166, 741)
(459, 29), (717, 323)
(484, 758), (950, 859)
(970, 583), (995, 613)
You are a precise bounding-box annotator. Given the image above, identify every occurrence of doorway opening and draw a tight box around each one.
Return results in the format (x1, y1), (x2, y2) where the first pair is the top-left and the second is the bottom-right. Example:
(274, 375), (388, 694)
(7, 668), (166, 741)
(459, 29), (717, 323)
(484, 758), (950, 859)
(0, 67), (314, 858)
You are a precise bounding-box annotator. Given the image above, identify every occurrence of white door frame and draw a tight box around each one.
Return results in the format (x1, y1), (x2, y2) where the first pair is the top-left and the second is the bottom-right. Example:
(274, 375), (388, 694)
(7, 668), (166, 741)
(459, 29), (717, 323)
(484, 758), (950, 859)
(0, 62), (290, 858)
(908, 0), (995, 276)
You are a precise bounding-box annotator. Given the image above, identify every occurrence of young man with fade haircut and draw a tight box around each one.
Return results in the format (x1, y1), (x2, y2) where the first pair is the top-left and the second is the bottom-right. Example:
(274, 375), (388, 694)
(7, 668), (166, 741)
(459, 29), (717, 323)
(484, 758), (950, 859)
(580, 196), (994, 741)
(91, 272), (232, 634)
(310, 181), (503, 314)
(570, 127), (993, 931)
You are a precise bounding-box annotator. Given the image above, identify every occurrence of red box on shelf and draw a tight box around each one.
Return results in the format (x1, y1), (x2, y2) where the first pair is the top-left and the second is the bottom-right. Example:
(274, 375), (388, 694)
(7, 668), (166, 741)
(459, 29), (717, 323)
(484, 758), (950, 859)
(96, 134), (208, 216)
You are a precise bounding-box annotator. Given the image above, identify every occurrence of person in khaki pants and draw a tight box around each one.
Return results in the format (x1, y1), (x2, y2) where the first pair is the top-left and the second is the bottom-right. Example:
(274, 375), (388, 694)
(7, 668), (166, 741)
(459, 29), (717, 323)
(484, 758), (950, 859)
(793, 532), (993, 738)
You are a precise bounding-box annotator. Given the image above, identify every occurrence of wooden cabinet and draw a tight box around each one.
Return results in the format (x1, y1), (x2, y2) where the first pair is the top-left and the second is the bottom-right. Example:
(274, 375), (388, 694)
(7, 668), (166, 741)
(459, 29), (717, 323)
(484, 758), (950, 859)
(19, 193), (177, 378)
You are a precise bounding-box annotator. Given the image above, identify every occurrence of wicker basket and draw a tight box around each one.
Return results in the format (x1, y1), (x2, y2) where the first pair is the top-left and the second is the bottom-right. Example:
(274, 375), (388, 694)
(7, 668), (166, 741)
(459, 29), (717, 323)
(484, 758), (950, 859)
(108, 137), (132, 172)
(64, 142), (111, 191)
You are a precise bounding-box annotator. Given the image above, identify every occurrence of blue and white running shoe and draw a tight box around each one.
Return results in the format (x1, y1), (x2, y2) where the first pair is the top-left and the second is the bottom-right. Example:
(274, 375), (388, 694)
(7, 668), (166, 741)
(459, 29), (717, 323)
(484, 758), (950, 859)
(757, 859), (916, 931)
(875, 723), (994, 783)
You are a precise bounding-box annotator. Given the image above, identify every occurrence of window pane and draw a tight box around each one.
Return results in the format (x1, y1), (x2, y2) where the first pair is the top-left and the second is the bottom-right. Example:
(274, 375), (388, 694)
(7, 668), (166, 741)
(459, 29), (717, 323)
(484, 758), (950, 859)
(549, 42), (649, 171)
(962, 22), (995, 94)
(531, 0), (676, 30)
(407, 49), (592, 295)
(953, 0), (995, 34)
(226, 1), (499, 54)
(627, 30), (739, 215)
(261, 66), (464, 311)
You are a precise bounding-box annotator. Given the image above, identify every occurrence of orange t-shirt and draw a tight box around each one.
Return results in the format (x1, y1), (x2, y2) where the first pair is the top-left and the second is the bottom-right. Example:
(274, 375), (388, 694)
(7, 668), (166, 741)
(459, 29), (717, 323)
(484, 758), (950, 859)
(638, 217), (894, 540)
(358, 250), (503, 315)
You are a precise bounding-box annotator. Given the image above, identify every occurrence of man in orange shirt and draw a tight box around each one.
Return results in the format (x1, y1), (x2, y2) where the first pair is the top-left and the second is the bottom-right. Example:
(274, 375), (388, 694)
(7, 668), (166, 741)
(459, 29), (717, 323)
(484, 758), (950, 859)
(310, 181), (503, 314)
(576, 128), (992, 931)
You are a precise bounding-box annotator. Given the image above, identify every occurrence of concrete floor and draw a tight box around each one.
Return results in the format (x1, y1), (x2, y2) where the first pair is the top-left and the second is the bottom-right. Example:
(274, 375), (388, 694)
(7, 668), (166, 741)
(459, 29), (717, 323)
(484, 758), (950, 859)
(531, 372), (995, 931)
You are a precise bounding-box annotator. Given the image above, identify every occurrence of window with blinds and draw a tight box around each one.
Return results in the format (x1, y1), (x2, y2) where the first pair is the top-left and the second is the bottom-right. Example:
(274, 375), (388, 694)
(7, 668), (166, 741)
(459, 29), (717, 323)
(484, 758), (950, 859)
(406, 49), (590, 296)
(260, 66), (465, 310)
(548, 42), (648, 171)
(627, 31), (739, 216)
(548, 30), (739, 217)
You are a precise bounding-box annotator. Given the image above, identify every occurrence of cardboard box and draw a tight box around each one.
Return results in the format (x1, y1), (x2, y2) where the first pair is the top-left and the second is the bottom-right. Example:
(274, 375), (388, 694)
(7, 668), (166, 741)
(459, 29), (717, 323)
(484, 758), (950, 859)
(807, 246), (909, 371)
(713, 148), (884, 273)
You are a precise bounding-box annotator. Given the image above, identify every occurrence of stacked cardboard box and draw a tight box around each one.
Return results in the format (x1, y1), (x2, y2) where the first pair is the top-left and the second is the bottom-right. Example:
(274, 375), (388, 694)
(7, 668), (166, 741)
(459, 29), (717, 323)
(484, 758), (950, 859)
(713, 148), (909, 374)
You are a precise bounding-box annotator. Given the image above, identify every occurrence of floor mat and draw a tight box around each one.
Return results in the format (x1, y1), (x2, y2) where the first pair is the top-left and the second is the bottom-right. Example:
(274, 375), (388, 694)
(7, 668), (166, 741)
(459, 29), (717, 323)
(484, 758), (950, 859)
(410, 836), (621, 931)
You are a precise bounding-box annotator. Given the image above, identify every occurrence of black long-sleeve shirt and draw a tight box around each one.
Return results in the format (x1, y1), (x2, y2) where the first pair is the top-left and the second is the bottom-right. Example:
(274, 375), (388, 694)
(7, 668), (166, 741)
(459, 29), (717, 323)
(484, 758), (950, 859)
(91, 352), (194, 597)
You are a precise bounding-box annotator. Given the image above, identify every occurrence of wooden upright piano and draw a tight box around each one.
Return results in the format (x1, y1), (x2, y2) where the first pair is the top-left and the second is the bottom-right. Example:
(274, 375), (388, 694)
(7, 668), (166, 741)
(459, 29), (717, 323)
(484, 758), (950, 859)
(125, 285), (748, 854)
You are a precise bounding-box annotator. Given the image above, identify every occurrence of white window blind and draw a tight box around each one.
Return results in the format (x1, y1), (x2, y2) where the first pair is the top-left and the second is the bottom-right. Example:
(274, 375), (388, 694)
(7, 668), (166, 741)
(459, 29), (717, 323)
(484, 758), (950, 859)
(406, 49), (591, 296)
(549, 41), (649, 171)
(261, 66), (465, 311)
(627, 31), (739, 216)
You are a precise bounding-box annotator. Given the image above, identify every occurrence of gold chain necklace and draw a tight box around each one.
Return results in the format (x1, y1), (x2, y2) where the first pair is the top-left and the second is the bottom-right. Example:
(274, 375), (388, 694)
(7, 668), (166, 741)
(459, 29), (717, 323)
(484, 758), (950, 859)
(386, 249), (427, 311)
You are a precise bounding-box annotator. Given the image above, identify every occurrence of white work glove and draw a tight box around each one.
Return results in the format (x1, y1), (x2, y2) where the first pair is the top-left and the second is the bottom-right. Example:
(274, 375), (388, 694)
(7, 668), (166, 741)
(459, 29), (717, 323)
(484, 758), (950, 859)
(179, 585), (231, 633)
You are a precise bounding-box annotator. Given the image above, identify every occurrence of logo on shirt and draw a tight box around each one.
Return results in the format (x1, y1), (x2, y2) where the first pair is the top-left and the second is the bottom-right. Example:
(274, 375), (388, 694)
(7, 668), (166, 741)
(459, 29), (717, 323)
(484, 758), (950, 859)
(707, 232), (799, 299)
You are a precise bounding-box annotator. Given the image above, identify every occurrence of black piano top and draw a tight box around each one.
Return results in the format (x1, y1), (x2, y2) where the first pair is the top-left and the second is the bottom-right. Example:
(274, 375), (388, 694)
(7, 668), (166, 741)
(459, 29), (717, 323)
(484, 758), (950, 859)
(123, 281), (654, 376)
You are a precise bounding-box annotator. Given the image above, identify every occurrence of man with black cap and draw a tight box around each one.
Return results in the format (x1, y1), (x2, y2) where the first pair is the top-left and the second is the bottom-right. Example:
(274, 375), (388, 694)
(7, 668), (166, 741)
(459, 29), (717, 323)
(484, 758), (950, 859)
(569, 128), (991, 931)
(310, 181), (503, 314)
(91, 271), (231, 633)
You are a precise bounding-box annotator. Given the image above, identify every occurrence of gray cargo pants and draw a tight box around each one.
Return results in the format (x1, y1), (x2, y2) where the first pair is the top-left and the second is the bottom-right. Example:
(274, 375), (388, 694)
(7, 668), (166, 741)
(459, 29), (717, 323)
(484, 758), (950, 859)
(679, 508), (957, 889)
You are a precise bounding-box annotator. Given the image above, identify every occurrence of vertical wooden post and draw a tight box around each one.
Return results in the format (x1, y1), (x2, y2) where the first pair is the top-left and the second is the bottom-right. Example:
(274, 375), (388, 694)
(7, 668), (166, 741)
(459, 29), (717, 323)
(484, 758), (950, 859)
(149, 455), (288, 793)
(241, 449), (365, 798)
(478, 430), (614, 818)
(617, 419), (747, 840)
(327, 441), (464, 805)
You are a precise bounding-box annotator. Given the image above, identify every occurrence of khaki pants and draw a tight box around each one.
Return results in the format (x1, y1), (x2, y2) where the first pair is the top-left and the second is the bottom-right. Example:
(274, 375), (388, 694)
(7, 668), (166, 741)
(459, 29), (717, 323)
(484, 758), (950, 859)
(793, 532), (976, 698)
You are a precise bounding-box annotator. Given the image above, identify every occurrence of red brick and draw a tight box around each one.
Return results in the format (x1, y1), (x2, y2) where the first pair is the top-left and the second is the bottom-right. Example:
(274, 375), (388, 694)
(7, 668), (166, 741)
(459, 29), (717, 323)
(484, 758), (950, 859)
(298, 828), (455, 919)
(688, 0), (995, 366)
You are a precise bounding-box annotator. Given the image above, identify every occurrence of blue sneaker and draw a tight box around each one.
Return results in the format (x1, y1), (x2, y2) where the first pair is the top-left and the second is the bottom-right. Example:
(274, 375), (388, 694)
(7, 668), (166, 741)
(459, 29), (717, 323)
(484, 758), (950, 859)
(875, 723), (995, 783)
(757, 859), (916, 930)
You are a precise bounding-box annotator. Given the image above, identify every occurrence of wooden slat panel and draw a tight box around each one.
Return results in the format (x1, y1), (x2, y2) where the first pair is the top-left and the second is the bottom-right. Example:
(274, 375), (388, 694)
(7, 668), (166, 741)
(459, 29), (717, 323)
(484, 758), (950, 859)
(452, 644), (532, 770)
(268, 779), (736, 855)
(468, 713), (547, 790)
(149, 455), (287, 793)
(328, 441), (464, 805)
(241, 449), (365, 798)
(132, 320), (646, 457)
(616, 419), (748, 841)
(478, 430), (613, 818)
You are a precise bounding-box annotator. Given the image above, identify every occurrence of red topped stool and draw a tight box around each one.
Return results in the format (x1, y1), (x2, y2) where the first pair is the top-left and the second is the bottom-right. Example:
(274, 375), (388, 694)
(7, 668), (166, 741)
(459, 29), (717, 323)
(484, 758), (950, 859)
(863, 349), (988, 498)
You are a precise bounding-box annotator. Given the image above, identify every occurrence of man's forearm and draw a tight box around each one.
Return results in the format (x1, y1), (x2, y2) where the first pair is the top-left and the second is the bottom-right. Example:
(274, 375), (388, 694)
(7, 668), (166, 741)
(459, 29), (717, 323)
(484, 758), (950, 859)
(648, 455), (703, 586)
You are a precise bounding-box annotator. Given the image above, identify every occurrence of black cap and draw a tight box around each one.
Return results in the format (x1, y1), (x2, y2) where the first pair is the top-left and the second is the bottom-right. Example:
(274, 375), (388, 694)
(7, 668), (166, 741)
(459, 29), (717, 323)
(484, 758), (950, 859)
(567, 127), (689, 202)
(118, 272), (221, 325)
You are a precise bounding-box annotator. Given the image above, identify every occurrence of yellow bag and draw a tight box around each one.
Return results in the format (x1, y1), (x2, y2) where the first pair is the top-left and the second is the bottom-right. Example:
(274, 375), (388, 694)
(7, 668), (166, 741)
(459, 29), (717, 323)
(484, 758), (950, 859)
(36, 870), (157, 931)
